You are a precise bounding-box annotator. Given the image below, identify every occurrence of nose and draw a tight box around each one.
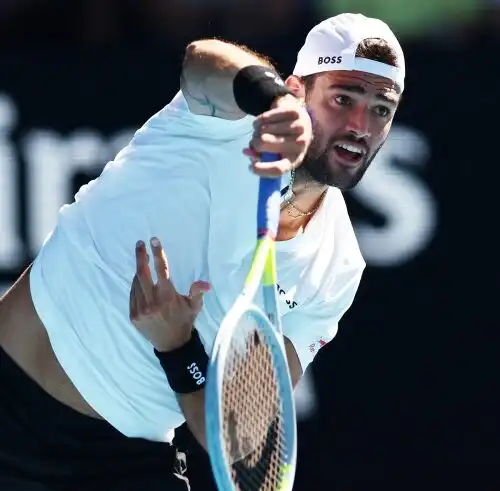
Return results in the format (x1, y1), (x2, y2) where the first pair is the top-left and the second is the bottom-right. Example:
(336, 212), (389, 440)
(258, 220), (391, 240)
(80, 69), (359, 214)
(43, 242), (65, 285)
(345, 103), (371, 139)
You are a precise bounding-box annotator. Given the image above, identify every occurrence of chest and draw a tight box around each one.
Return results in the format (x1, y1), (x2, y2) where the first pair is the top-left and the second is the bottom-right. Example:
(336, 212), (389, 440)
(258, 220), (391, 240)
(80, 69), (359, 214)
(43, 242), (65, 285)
(202, 146), (332, 321)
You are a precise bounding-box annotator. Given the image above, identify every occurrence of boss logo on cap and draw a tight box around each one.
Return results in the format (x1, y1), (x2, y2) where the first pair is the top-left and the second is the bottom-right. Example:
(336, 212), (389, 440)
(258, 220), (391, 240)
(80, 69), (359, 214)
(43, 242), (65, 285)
(318, 56), (343, 65)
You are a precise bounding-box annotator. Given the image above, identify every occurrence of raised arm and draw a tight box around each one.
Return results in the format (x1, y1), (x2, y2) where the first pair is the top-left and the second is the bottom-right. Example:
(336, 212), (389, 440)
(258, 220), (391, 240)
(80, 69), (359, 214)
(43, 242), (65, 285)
(180, 39), (313, 177)
(180, 39), (274, 120)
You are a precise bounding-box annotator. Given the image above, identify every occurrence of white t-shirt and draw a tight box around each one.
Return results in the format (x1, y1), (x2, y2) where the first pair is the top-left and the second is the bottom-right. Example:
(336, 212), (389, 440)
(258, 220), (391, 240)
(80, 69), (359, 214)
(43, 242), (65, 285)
(29, 91), (365, 442)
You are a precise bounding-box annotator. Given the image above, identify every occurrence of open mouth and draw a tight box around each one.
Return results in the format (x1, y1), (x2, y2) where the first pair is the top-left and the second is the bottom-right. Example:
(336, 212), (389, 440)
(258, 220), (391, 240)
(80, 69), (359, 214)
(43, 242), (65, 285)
(333, 142), (365, 166)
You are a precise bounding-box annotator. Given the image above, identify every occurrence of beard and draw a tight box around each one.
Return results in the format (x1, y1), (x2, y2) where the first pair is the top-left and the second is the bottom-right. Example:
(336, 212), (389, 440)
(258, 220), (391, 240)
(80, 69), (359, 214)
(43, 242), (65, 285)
(299, 127), (384, 191)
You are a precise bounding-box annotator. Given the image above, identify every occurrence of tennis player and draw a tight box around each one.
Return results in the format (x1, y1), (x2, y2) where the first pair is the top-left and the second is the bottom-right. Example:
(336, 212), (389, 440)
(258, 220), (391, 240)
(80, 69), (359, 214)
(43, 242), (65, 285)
(0, 13), (405, 491)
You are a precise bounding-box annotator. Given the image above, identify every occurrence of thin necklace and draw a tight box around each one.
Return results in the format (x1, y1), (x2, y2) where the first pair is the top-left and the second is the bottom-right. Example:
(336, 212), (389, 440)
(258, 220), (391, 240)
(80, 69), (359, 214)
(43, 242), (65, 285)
(281, 169), (327, 219)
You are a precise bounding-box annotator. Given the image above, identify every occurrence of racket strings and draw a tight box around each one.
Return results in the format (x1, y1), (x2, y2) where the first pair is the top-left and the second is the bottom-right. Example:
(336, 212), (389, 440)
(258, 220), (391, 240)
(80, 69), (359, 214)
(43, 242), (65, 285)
(221, 318), (288, 490)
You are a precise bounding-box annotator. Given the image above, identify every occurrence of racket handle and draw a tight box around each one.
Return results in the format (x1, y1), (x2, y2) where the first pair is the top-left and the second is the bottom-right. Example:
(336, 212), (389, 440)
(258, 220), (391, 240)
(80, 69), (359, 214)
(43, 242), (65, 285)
(257, 152), (282, 238)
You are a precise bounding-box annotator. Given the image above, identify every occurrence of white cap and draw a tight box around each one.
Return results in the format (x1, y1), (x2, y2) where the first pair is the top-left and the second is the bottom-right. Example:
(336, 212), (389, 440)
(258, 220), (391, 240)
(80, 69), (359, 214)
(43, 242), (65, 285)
(293, 13), (405, 91)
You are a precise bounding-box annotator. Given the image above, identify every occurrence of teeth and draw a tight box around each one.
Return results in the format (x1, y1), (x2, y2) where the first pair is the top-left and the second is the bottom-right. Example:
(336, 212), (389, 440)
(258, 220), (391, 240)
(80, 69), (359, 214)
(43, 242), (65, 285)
(337, 143), (363, 154)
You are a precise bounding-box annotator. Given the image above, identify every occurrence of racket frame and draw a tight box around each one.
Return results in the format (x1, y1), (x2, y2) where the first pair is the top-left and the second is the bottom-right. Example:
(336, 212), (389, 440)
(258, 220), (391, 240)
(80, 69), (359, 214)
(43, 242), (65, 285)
(206, 299), (297, 491)
(206, 154), (297, 491)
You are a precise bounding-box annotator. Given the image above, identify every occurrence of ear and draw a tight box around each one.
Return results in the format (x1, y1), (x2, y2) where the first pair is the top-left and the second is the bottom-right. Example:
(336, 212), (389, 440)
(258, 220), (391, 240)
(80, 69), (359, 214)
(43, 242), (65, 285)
(285, 75), (306, 101)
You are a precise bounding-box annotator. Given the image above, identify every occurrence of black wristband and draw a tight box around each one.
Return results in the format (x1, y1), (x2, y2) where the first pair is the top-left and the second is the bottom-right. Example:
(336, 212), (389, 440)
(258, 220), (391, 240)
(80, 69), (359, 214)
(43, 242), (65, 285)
(154, 329), (208, 394)
(233, 65), (294, 116)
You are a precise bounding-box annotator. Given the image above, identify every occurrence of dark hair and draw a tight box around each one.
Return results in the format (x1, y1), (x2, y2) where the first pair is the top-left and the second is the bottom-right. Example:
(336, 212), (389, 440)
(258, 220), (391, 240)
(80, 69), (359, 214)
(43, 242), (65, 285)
(301, 37), (400, 91)
(355, 37), (399, 67)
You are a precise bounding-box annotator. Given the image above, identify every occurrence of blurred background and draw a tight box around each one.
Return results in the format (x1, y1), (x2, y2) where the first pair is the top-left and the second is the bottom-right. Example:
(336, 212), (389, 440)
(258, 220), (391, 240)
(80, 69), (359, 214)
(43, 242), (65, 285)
(0, 1), (499, 490)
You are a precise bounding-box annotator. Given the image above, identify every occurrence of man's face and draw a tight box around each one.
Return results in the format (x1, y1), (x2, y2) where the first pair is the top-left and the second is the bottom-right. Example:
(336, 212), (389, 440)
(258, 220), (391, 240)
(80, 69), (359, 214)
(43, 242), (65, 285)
(295, 70), (401, 190)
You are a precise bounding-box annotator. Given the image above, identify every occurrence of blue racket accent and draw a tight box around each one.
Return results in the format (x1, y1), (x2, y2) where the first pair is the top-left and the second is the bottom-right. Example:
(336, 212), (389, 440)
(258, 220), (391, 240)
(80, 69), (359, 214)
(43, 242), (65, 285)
(260, 152), (282, 163)
(257, 152), (282, 239)
(258, 153), (282, 331)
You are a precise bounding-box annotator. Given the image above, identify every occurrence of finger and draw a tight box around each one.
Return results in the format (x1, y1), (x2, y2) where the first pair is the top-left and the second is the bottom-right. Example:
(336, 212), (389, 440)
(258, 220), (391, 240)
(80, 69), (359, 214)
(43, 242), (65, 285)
(249, 158), (293, 177)
(135, 241), (155, 305)
(243, 148), (259, 167)
(243, 147), (258, 158)
(150, 237), (179, 303)
(137, 288), (149, 315)
(250, 134), (308, 156)
(187, 280), (211, 311)
(135, 241), (150, 276)
(254, 121), (305, 137)
(150, 237), (169, 282)
(256, 108), (302, 125)
(150, 237), (180, 309)
(129, 276), (140, 321)
(189, 280), (211, 296)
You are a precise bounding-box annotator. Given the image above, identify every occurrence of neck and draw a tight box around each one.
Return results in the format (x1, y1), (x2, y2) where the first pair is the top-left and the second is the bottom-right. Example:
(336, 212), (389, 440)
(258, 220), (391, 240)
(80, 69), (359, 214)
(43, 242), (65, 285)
(277, 169), (327, 241)
(290, 166), (326, 196)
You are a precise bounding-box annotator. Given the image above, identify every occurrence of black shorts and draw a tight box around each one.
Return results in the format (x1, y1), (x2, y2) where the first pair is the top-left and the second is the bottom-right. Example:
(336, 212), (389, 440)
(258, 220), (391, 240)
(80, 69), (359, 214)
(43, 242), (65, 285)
(0, 348), (190, 491)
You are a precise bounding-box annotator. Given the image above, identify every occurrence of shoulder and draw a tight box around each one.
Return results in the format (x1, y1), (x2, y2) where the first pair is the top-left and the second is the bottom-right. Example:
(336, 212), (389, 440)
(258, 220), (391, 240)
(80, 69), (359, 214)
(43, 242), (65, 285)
(309, 188), (365, 303)
(326, 188), (365, 269)
(96, 91), (253, 187)
(153, 91), (255, 139)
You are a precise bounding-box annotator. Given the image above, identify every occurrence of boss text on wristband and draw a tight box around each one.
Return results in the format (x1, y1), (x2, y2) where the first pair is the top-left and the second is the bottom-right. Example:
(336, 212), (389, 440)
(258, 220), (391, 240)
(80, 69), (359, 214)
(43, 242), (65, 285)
(154, 329), (208, 394)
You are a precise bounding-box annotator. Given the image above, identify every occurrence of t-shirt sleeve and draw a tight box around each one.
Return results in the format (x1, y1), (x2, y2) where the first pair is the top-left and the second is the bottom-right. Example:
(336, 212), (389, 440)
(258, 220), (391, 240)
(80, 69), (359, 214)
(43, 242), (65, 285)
(282, 263), (364, 373)
(162, 90), (254, 139)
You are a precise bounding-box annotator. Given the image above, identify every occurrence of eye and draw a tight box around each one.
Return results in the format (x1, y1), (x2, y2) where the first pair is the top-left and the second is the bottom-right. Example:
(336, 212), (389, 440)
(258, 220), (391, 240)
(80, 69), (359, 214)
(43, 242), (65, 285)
(334, 94), (352, 106)
(373, 105), (391, 118)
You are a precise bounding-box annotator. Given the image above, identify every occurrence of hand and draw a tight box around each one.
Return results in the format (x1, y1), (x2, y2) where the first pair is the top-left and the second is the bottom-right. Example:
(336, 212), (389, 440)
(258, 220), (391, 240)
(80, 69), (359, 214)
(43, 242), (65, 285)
(245, 94), (313, 177)
(129, 237), (211, 352)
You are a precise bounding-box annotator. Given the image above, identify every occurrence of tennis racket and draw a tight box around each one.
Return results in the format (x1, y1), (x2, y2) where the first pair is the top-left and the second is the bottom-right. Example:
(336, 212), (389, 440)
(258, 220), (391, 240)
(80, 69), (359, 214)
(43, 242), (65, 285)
(206, 153), (297, 491)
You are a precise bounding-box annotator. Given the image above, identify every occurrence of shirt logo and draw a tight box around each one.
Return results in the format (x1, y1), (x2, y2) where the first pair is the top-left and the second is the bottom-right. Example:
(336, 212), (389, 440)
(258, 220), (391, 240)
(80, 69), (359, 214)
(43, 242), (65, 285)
(317, 56), (343, 66)
(309, 337), (328, 354)
(276, 283), (298, 310)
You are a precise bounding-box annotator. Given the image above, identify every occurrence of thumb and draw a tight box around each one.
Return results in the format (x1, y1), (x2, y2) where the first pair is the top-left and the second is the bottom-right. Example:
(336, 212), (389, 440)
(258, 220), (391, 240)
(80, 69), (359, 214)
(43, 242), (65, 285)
(187, 280), (211, 310)
(251, 157), (293, 177)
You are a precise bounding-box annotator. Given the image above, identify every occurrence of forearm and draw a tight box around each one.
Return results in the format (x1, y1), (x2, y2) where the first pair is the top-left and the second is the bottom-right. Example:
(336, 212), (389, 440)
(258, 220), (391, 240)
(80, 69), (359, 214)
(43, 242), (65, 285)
(177, 338), (302, 449)
(176, 390), (207, 450)
(180, 39), (273, 120)
(154, 329), (303, 453)
(152, 327), (210, 450)
(176, 339), (302, 454)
